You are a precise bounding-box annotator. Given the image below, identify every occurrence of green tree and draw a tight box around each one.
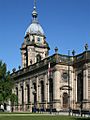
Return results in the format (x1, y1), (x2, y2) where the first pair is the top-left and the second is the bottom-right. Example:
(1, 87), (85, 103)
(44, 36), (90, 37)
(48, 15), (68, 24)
(10, 93), (18, 112)
(0, 60), (17, 110)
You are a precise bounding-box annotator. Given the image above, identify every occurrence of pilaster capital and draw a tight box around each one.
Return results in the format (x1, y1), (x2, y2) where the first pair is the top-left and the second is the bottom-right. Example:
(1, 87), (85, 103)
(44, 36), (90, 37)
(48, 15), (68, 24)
(20, 82), (23, 87)
(53, 65), (60, 71)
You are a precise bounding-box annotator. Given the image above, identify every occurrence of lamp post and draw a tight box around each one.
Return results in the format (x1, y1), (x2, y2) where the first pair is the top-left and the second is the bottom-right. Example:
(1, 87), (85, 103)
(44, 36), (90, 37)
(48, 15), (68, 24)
(46, 82), (48, 110)
(68, 50), (70, 116)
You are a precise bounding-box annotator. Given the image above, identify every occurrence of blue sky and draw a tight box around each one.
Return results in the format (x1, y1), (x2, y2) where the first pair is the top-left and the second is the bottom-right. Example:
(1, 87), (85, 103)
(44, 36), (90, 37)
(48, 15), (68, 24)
(0, 0), (90, 72)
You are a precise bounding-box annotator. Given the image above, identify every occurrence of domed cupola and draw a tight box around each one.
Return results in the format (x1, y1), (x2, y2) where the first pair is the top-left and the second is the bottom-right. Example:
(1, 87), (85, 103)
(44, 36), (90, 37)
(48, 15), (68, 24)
(21, 0), (50, 68)
(25, 1), (44, 36)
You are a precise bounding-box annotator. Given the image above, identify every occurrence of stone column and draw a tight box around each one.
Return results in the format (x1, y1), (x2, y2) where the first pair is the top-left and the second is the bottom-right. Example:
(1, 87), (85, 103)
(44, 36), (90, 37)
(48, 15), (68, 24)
(83, 65), (88, 100)
(39, 84), (41, 103)
(47, 77), (49, 103)
(69, 67), (73, 109)
(38, 82), (40, 109)
(83, 64), (88, 109)
(73, 69), (77, 109)
(36, 77), (38, 103)
(18, 83), (22, 111)
(30, 80), (33, 112)
(75, 72), (78, 107)
(26, 80), (30, 111)
(53, 66), (60, 111)
(36, 76), (39, 109)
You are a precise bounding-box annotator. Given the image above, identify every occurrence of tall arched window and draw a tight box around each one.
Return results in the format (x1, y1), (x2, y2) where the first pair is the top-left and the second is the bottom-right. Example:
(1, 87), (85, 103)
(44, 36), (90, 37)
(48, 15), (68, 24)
(77, 71), (83, 102)
(21, 86), (24, 105)
(41, 81), (44, 102)
(27, 84), (30, 104)
(49, 78), (53, 102)
(16, 87), (18, 105)
(33, 83), (36, 104)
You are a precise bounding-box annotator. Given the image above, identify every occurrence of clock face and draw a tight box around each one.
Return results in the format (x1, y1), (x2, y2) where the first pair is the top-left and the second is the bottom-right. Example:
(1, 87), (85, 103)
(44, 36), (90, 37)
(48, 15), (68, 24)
(62, 72), (68, 82)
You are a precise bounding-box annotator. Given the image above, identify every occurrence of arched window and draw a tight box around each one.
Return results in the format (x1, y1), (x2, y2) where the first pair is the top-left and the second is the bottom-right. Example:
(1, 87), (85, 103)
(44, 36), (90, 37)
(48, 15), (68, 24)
(36, 54), (41, 62)
(49, 78), (53, 102)
(37, 37), (41, 42)
(21, 86), (24, 105)
(41, 81), (44, 102)
(27, 84), (30, 104)
(16, 87), (18, 105)
(62, 72), (68, 82)
(77, 72), (83, 102)
(33, 83), (36, 104)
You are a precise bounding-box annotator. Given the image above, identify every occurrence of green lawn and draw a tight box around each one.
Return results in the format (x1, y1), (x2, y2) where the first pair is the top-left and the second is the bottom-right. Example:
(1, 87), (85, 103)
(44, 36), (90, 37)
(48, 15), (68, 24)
(0, 115), (90, 120)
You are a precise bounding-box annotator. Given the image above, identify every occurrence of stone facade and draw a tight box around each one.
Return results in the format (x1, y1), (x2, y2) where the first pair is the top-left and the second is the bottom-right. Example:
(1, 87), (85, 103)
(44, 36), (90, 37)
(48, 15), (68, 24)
(12, 51), (90, 112)
(11, 1), (90, 112)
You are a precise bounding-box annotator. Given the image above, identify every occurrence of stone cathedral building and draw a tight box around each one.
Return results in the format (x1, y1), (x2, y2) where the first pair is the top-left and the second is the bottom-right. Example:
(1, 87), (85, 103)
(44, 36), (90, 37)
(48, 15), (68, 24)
(11, 1), (90, 112)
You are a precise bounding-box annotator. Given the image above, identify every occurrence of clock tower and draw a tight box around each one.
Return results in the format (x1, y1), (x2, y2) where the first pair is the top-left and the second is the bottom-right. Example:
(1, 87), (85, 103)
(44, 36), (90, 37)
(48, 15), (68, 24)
(21, 0), (50, 68)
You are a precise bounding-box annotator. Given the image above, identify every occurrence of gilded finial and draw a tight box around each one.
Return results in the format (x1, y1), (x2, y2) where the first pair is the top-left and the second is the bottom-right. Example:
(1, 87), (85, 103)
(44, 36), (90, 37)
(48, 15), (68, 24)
(32, 0), (38, 19)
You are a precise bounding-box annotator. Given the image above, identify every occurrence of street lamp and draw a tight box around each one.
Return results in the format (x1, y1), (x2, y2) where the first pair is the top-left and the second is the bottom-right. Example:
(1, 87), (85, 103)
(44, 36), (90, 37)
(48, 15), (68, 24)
(72, 49), (76, 110)
(68, 50), (70, 116)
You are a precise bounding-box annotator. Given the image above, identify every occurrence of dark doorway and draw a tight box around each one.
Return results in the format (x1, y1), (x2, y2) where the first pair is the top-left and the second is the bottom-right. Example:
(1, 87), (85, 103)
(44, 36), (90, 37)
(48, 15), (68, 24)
(63, 92), (68, 108)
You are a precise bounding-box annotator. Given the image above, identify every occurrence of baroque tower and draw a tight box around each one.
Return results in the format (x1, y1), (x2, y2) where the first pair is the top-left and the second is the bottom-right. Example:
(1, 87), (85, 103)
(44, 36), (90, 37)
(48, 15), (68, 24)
(21, 0), (50, 68)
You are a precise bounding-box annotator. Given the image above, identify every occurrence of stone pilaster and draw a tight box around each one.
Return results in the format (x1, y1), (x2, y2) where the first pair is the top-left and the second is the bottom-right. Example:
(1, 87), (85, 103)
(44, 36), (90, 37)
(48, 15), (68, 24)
(73, 69), (77, 109)
(76, 73), (77, 103)
(36, 77), (38, 103)
(39, 84), (41, 103)
(83, 64), (88, 109)
(18, 83), (22, 111)
(69, 67), (73, 109)
(38, 82), (40, 109)
(83, 64), (88, 100)
(29, 80), (33, 112)
(53, 67), (60, 111)
(47, 78), (49, 103)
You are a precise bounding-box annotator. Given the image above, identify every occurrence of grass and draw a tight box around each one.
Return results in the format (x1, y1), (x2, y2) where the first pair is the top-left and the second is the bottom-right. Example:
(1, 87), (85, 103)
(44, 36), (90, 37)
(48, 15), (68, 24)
(0, 114), (90, 120)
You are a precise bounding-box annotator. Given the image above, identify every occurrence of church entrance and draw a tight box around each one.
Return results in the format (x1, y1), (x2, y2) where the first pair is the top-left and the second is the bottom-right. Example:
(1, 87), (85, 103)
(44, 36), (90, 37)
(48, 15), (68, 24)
(63, 93), (68, 109)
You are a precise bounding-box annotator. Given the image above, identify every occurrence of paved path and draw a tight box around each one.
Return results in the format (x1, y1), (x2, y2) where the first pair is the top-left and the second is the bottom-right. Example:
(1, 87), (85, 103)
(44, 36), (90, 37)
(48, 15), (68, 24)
(0, 112), (69, 116)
